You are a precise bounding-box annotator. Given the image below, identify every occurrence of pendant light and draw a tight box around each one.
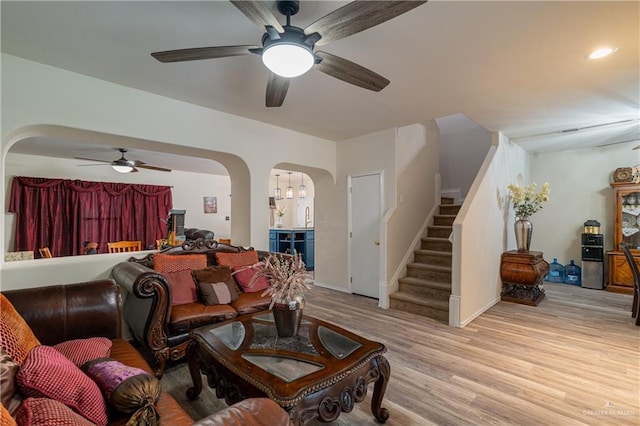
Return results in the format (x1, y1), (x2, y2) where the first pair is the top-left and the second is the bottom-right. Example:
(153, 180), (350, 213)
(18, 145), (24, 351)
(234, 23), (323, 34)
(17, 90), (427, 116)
(285, 172), (294, 199)
(299, 173), (307, 198)
(274, 174), (282, 200)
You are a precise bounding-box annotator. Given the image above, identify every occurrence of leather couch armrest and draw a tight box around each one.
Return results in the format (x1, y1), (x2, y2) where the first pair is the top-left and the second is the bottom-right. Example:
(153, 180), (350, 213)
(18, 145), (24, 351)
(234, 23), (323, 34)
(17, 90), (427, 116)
(3, 280), (122, 345)
(111, 261), (172, 363)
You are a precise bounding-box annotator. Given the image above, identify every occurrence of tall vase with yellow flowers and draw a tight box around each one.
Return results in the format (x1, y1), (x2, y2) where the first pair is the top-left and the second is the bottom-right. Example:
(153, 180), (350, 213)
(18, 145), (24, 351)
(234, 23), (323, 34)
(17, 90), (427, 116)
(507, 182), (550, 252)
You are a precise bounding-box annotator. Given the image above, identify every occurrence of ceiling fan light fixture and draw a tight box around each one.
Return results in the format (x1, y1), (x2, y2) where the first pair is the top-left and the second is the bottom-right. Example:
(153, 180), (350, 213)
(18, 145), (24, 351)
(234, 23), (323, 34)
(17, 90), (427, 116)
(262, 43), (314, 78)
(112, 164), (134, 173)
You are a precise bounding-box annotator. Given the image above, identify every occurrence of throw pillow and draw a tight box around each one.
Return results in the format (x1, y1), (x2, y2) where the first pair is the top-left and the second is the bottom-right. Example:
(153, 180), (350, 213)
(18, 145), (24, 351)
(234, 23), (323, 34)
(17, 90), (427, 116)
(191, 266), (239, 303)
(232, 265), (270, 293)
(1, 402), (17, 426)
(0, 348), (22, 416)
(163, 270), (198, 305)
(214, 251), (259, 268)
(83, 358), (161, 426)
(16, 346), (108, 426)
(198, 281), (239, 305)
(16, 398), (94, 426)
(153, 253), (207, 273)
(0, 294), (41, 365)
(53, 337), (112, 367)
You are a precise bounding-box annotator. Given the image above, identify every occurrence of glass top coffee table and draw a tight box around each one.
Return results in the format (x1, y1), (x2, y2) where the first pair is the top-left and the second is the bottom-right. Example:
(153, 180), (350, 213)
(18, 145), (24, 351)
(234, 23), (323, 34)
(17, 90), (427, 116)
(186, 311), (390, 425)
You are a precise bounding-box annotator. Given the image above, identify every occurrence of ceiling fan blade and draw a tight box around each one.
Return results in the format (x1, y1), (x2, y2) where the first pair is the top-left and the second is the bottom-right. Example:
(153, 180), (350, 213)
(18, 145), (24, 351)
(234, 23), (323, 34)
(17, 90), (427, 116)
(137, 164), (172, 173)
(265, 72), (290, 107)
(305, 0), (427, 46)
(151, 45), (259, 63)
(315, 51), (389, 92)
(73, 156), (112, 164)
(230, 1), (284, 33)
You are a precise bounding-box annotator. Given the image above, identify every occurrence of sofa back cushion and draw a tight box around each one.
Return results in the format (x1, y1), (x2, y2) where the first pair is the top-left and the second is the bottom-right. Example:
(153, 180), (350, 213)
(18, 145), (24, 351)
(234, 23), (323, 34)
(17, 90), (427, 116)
(214, 251), (259, 269)
(0, 294), (40, 365)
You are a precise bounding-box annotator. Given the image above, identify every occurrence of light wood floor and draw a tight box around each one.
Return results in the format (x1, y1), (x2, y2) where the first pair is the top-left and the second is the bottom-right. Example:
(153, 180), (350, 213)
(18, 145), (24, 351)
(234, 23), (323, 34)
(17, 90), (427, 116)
(164, 283), (640, 425)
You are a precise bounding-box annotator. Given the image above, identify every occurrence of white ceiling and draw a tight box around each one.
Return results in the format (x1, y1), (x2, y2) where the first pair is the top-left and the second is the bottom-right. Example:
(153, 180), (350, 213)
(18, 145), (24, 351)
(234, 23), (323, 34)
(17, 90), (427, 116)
(2, 0), (639, 170)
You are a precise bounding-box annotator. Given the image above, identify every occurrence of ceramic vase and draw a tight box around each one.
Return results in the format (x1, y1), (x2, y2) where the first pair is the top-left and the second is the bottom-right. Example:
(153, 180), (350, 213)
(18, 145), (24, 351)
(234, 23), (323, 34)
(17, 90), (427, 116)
(515, 218), (533, 252)
(272, 294), (305, 338)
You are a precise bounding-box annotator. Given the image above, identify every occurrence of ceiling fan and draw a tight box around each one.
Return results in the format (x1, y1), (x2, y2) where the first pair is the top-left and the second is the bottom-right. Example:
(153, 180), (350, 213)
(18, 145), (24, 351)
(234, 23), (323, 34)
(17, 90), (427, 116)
(151, 0), (427, 107)
(74, 148), (172, 173)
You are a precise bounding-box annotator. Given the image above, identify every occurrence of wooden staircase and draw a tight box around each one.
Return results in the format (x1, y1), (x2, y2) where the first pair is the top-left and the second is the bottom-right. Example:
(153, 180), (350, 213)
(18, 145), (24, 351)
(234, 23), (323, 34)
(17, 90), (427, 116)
(389, 197), (461, 323)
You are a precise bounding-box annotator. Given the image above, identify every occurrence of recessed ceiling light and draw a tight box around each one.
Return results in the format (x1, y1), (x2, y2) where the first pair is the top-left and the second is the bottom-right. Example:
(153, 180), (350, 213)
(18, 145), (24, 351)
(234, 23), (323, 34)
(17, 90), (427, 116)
(588, 47), (618, 59)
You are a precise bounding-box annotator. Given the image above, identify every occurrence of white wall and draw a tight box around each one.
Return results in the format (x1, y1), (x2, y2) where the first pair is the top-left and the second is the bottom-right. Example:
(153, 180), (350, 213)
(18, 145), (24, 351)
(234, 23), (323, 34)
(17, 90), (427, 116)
(439, 120), (492, 200)
(1, 54), (336, 289)
(531, 140), (640, 266)
(4, 153), (232, 252)
(451, 132), (529, 326)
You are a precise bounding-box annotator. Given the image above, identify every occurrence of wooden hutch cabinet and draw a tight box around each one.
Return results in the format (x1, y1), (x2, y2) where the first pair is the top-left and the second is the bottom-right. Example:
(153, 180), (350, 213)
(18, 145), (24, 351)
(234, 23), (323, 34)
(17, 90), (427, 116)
(607, 182), (640, 293)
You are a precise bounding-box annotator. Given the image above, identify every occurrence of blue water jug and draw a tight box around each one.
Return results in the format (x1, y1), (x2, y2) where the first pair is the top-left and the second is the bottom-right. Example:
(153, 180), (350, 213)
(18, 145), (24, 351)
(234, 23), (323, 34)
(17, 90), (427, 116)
(546, 258), (565, 283)
(564, 260), (581, 286)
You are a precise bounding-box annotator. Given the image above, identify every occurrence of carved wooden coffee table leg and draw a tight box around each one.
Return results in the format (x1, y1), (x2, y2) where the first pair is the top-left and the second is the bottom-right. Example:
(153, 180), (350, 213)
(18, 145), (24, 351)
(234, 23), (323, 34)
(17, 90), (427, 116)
(186, 340), (203, 400)
(371, 355), (390, 423)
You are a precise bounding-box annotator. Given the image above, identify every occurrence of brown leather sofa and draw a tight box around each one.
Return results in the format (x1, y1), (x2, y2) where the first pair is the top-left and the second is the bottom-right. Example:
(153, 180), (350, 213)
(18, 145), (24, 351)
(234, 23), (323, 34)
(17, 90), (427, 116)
(112, 242), (272, 378)
(2, 280), (293, 426)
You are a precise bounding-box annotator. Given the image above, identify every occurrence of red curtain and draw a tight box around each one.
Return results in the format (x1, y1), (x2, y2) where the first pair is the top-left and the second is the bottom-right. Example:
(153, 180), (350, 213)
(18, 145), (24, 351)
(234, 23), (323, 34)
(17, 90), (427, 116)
(9, 176), (173, 257)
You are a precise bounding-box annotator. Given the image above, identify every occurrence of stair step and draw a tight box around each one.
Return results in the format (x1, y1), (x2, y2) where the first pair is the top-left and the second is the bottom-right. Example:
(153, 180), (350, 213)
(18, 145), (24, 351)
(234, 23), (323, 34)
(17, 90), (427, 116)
(398, 276), (451, 300)
(407, 263), (452, 282)
(421, 237), (452, 252)
(427, 225), (452, 238)
(389, 292), (449, 323)
(440, 196), (455, 205)
(434, 215), (456, 226)
(414, 249), (452, 267)
(439, 204), (462, 215)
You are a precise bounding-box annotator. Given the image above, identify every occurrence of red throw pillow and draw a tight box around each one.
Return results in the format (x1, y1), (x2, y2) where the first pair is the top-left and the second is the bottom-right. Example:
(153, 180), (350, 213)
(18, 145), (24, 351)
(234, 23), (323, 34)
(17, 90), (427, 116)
(16, 346), (108, 426)
(16, 398), (94, 426)
(164, 270), (198, 305)
(232, 265), (270, 293)
(53, 337), (112, 367)
(215, 251), (259, 268)
(153, 253), (207, 273)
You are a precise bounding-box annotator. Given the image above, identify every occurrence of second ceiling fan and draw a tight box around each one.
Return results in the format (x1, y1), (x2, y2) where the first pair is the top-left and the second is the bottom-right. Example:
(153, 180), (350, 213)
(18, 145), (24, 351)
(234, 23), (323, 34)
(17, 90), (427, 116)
(151, 0), (427, 107)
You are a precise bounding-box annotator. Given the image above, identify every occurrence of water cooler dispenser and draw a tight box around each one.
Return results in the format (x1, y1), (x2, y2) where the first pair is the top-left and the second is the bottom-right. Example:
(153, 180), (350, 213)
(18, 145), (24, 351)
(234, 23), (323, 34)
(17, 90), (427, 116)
(581, 220), (604, 290)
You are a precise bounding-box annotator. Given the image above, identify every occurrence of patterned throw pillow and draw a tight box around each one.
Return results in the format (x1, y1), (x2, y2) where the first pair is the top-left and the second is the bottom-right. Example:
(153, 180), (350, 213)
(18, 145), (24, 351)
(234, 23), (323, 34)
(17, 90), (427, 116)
(83, 358), (161, 426)
(198, 282), (239, 305)
(163, 270), (198, 305)
(16, 346), (108, 425)
(16, 398), (94, 426)
(0, 294), (40, 365)
(153, 253), (207, 273)
(214, 251), (259, 268)
(232, 265), (270, 293)
(191, 265), (240, 301)
(53, 337), (112, 367)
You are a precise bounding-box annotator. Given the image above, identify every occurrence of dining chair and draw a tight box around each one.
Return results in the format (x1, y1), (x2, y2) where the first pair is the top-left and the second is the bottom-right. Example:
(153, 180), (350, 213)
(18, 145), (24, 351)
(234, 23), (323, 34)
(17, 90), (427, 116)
(107, 240), (142, 253)
(620, 242), (640, 326)
(38, 247), (52, 258)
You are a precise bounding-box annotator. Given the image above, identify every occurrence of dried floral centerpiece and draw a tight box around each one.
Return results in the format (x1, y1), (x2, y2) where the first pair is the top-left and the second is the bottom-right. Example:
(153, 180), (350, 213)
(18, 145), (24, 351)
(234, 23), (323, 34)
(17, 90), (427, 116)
(236, 253), (311, 337)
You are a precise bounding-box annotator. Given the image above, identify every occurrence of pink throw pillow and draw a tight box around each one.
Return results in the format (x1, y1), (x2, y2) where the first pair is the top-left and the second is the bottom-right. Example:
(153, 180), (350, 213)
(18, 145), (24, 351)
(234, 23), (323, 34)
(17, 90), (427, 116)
(232, 265), (270, 293)
(16, 397), (94, 426)
(16, 346), (108, 425)
(164, 270), (198, 305)
(53, 337), (112, 367)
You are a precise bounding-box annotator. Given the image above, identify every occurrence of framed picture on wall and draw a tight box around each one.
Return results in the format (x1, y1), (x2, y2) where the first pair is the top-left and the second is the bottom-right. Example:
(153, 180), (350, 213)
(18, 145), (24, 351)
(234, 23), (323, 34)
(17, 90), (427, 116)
(204, 196), (217, 214)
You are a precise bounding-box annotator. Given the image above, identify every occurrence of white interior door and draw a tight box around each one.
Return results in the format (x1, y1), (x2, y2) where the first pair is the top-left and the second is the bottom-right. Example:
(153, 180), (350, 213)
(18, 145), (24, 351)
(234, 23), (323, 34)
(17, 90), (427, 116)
(350, 173), (381, 298)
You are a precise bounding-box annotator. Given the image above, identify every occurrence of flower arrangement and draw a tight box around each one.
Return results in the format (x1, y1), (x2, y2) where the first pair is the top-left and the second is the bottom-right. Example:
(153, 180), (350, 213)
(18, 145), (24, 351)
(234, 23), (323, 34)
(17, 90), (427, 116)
(275, 205), (287, 218)
(507, 182), (551, 220)
(239, 254), (311, 309)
